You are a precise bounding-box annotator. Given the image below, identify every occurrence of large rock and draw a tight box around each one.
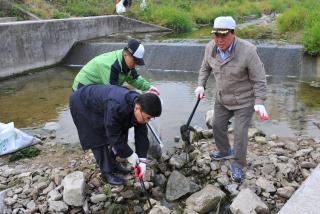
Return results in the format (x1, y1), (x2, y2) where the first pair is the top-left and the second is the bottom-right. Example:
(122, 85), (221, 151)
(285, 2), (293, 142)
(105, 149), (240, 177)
(169, 153), (187, 169)
(186, 184), (226, 214)
(62, 171), (85, 206)
(277, 186), (295, 199)
(165, 171), (190, 201)
(230, 188), (269, 214)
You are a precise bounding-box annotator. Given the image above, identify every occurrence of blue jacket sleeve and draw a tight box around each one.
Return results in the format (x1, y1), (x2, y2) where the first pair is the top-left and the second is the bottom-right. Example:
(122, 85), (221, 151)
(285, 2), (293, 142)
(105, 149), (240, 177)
(134, 124), (149, 158)
(104, 102), (133, 158)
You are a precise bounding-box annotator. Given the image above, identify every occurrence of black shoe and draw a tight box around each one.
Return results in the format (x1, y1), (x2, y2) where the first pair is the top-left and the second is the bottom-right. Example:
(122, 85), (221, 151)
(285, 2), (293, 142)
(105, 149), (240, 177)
(114, 163), (131, 175)
(101, 173), (124, 186)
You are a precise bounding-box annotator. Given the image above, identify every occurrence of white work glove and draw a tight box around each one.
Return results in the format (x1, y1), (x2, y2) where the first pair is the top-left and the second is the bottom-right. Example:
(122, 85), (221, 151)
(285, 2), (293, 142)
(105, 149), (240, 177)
(254, 104), (269, 120)
(148, 86), (160, 96)
(127, 152), (139, 167)
(134, 159), (146, 179)
(194, 86), (205, 99)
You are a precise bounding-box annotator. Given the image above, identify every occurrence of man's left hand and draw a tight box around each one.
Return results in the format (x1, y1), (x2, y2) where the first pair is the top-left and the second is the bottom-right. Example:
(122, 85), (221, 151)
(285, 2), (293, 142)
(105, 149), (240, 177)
(254, 104), (269, 120)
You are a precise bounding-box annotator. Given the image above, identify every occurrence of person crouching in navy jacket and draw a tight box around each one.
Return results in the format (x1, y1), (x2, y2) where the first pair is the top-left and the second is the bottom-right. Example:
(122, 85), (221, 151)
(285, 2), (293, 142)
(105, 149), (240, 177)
(69, 84), (162, 185)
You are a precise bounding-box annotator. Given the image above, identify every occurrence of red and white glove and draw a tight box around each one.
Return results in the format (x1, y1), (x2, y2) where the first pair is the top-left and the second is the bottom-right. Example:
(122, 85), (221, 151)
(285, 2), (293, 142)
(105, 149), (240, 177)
(194, 86), (205, 99)
(254, 104), (269, 120)
(134, 159), (146, 179)
(148, 86), (160, 96)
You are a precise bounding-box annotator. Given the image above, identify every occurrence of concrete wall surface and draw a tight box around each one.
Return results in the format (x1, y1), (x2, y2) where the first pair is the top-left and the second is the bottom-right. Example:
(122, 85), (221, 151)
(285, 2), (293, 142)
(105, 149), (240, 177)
(0, 15), (170, 78)
(278, 165), (320, 214)
(63, 42), (305, 76)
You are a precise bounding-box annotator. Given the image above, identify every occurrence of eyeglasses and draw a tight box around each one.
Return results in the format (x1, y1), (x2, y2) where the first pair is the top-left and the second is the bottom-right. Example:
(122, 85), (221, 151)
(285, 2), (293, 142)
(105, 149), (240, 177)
(139, 109), (153, 122)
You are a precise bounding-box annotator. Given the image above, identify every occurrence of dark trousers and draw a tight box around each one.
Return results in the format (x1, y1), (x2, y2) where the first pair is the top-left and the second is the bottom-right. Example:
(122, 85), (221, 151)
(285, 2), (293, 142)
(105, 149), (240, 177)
(91, 146), (116, 175)
(213, 102), (254, 168)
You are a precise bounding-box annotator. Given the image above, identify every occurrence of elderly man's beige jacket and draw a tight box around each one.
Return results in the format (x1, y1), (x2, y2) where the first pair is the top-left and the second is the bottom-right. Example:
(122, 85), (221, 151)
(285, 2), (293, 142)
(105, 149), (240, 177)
(198, 37), (267, 110)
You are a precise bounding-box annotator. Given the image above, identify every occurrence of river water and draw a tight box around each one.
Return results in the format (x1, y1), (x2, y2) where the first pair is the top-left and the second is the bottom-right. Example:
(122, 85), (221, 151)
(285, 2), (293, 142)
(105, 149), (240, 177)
(0, 66), (319, 148)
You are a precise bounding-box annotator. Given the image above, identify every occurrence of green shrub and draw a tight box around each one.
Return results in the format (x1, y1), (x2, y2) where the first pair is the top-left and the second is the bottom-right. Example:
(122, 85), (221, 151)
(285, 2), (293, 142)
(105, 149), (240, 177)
(164, 12), (193, 33)
(303, 10), (320, 55)
(165, 12), (193, 33)
(9, 146), (40, 162)
(153, 6), (193, 33)
(277, 6), (306, 33)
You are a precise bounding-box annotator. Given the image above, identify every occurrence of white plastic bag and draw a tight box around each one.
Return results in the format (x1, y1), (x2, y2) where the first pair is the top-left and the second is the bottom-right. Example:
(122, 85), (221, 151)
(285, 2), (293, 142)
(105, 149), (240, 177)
(116, 0), (126, 14)
(0, 122), (37, 156)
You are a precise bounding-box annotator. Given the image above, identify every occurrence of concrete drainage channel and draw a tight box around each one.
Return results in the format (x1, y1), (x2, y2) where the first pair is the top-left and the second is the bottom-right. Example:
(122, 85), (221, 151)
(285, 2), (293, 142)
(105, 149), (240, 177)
(63, 40), (318, 79)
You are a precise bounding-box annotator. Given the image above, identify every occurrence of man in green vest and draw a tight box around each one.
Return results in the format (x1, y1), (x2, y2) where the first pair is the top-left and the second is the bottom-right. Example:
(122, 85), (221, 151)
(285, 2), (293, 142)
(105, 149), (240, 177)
(72, 38), (160, 96)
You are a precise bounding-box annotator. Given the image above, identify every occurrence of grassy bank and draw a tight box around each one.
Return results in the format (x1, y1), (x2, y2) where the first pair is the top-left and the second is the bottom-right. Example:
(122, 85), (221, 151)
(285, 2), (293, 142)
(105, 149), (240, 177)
(1, 0), (320, 55)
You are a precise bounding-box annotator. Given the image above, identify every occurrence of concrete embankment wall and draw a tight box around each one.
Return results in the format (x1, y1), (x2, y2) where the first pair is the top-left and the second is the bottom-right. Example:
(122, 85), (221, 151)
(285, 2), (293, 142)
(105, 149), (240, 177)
(278, 165), (320, 214)
(0, 16), (170, 78)
(63, 41), (307, 76)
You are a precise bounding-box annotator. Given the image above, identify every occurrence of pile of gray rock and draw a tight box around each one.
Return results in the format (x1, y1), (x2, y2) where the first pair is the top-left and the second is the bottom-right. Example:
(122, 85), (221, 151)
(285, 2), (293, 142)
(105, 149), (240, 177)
(0, 123), (319, 213)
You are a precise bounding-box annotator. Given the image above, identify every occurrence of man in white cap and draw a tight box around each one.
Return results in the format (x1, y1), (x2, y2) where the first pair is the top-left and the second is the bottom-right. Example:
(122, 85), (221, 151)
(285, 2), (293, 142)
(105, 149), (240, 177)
(72, 38), (160, 96)
(194, 16), (269, 182)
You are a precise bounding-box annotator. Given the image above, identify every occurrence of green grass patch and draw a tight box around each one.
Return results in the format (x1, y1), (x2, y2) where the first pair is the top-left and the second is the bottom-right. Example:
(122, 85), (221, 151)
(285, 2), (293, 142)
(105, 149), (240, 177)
(237, 25), (275, 40)
(56, 0), (115, 16)
(9, 146), (40, 162)
(160, 8), (193, 33)
(277, 5), (306, 34)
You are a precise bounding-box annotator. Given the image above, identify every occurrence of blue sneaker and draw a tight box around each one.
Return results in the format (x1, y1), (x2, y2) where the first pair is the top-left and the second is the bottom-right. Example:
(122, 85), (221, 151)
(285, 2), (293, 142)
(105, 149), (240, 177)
(230, 163), (244, 183)
(210, 148), (235, 160)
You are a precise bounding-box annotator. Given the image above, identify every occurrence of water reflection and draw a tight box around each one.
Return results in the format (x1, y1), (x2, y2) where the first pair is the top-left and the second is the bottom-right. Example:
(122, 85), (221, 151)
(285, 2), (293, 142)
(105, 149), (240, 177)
(0, 67), (319, 146)
(0, 68), (75, 127)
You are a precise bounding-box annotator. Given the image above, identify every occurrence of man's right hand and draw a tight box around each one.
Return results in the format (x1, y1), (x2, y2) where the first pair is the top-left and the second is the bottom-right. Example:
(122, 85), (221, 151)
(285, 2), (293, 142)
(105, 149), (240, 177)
(127, 152), (139, 167)
(195, 86), (205, 99)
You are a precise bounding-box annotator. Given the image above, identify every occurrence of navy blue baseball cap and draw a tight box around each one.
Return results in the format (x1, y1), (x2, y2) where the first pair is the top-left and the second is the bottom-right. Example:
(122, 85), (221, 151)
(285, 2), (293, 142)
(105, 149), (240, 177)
(127, 39), (145, 66)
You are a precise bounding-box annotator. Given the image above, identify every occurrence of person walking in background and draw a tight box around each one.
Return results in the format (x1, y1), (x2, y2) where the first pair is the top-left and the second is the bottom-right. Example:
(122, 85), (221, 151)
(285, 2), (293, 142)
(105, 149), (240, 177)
(70, 84), (162, 185)
(115, 0), (146, 14)
(72, 38), (160, 96)
(195, 16), (269, 182)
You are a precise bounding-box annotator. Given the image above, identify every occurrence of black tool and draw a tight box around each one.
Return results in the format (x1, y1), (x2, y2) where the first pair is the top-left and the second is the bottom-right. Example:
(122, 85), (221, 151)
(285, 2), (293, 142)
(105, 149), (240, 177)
(135, 164), (152, 209)
(180, 98), (201, 161)
(147, 123), (164, 148)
